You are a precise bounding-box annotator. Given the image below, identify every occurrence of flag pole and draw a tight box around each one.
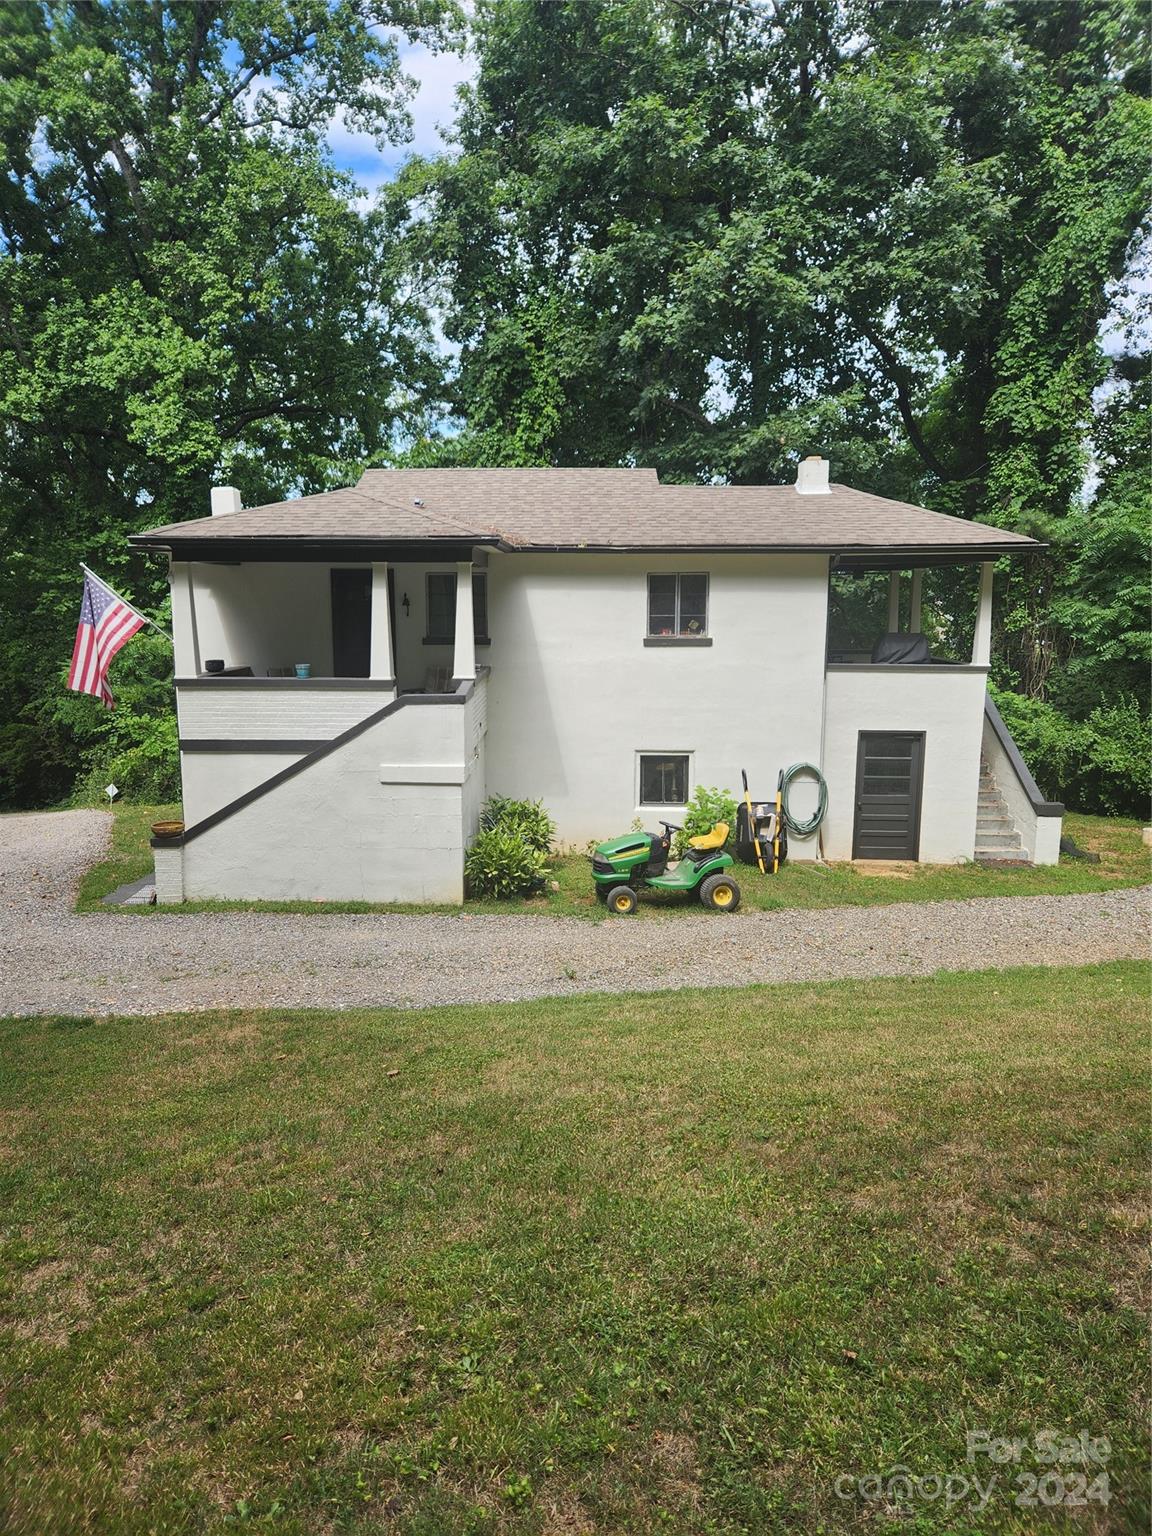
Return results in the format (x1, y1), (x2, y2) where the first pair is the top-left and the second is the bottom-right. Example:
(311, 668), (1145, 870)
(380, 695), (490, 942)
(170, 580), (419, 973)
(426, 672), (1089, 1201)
(80, 563), (172, 642)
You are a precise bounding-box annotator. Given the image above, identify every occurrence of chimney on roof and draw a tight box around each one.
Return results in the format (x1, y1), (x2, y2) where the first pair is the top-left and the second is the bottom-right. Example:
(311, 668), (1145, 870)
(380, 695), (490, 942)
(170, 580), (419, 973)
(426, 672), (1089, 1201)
(210, 485), (242, 516)
(795, 455), (830, 495)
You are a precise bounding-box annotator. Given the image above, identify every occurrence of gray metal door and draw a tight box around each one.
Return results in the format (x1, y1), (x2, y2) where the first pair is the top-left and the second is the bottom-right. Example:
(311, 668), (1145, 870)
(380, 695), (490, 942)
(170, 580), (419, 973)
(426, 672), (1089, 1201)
(852, 732), (924, 859)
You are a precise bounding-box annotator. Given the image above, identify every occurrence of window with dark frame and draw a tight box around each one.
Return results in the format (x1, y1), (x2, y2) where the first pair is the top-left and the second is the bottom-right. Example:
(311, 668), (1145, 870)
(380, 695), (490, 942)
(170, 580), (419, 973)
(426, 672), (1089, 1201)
(639, 754), (689, 806)
(424, 571), (489, 644)
(647, 573), (708, 637)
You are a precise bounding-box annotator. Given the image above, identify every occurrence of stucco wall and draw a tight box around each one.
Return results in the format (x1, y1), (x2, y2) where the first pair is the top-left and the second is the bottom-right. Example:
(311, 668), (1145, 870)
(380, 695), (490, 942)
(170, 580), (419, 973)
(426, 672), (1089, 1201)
(821, 666), (988, 862)
(481, 553), (829, 852)
(173, 683), (485, 903)
(172, 562), (343, 677)
(980, 710), (1062, 865)
(181, 749), (309, 825)
(176, 680), (397, 825)
(389, 560), (473, 691)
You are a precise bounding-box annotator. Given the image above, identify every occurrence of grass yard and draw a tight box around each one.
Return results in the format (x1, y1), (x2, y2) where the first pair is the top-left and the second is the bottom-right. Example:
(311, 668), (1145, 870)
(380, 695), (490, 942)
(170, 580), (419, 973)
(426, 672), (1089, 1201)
(1, 962), (1148, 1533)
(78, 802), (1149, 917)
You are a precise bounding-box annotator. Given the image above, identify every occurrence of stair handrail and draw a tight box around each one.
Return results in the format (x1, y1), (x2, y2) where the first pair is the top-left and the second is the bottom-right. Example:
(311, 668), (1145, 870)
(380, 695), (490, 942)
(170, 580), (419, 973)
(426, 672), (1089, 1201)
(983, 695), (1064, 817)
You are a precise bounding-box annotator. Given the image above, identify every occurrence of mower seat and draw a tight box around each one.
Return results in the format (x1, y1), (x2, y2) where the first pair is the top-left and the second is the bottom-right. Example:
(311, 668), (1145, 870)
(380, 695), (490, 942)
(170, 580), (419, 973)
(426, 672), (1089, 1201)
(688, 821), (729, 850)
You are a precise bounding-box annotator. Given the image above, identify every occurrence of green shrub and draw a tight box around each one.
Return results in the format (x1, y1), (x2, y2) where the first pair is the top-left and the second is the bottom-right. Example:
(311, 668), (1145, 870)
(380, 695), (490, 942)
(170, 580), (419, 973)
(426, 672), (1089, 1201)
(674, 784), (738, 856)
(991, 687), (1150, 819)
(465, 826), (549, 899)
(479, 795), (556, 853)
(73, 711), (180, 805)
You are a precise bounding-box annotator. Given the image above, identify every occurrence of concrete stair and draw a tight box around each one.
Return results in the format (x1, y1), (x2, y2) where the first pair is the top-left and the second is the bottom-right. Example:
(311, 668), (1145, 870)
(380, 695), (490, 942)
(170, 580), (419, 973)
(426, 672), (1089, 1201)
(975, 755), (1027, 863)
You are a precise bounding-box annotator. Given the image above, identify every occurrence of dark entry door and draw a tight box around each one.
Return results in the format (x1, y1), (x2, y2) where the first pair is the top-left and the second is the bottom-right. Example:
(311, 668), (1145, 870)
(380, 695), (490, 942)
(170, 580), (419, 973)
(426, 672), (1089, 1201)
(852, 732), (925, 859)
(331, 569), (371, 677)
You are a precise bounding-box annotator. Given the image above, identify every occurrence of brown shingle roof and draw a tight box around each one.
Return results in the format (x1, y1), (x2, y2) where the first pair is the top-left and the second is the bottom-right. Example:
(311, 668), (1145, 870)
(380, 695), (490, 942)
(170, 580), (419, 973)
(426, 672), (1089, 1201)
(132, 467), (1040, 554)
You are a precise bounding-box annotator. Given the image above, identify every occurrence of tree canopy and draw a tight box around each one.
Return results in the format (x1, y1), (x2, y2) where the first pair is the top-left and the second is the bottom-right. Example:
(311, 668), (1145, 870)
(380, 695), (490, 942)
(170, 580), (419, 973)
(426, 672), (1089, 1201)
(0, 0), (457, 804)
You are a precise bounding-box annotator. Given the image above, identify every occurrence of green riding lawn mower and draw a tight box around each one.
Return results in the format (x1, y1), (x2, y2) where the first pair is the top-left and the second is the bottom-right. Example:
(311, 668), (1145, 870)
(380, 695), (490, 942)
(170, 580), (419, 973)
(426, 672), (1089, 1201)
(591, 820), (741, 914)
(589, 764), (829, 915)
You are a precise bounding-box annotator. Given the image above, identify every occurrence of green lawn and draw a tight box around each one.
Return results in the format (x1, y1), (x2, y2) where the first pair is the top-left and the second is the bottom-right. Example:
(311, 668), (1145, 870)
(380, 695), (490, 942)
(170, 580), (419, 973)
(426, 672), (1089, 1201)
(78, 801), (1150, 916)
(1, 963), (1148, 1533)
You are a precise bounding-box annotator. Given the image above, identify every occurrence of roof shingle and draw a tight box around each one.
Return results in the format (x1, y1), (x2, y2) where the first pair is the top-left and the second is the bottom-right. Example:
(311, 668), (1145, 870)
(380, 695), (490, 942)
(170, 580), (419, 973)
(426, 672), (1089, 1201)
(131, 467), (1039, 554)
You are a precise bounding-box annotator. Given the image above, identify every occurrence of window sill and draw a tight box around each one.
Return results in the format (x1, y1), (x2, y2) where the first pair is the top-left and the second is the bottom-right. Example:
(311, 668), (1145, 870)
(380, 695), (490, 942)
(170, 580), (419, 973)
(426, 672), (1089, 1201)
(643, 636), (712, 647)
(423, 636), (491, 646)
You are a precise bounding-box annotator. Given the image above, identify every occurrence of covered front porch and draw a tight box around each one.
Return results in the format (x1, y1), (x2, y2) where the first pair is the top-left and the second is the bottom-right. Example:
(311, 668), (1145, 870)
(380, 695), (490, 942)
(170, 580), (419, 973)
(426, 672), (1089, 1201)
(170, 550), (489, 694)
(166, 543), (492, 833)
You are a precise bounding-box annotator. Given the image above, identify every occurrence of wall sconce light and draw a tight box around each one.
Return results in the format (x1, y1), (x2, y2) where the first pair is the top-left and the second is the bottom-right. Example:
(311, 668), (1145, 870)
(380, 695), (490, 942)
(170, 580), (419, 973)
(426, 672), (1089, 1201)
(402, 592), (410, 616)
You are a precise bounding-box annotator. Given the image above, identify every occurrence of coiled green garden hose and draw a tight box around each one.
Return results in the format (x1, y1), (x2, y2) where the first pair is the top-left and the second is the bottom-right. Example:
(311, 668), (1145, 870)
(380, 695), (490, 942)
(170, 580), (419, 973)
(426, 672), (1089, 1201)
(779, 762), (829, 837)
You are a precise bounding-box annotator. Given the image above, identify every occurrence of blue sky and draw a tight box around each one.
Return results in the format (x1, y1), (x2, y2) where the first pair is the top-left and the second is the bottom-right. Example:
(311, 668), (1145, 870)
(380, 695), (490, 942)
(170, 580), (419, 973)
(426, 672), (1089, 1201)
(325, 37), (475, 198)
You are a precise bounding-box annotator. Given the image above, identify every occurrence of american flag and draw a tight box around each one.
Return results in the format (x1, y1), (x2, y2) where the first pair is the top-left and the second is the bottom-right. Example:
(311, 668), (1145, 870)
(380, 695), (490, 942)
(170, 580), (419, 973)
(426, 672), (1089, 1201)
(67, 569), (145, 708)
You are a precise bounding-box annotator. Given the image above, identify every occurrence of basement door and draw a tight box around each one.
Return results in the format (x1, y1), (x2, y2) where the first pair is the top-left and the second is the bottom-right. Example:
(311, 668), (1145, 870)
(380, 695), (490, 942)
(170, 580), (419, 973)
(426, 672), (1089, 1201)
(852, 732), (925, 860)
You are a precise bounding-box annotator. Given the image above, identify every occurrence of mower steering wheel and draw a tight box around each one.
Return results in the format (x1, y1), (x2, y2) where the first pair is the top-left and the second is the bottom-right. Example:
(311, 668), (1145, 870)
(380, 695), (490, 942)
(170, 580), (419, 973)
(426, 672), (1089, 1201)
(659, 820), (682, 834)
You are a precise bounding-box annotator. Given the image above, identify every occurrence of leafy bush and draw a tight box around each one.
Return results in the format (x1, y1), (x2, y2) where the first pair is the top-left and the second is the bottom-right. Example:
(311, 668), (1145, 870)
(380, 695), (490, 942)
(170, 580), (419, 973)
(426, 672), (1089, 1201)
(992, 687), (1150, 819)
(465, 826), (548, 899)
(73, 711), (180, 805)
(479, 794), (555, 853)
(674, 784), (738, 856)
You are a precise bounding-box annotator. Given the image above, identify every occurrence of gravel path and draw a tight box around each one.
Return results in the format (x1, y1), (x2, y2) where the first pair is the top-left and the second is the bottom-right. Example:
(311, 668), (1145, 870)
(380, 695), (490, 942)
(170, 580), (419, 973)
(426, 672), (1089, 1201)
(1, 809), (1148, 1017)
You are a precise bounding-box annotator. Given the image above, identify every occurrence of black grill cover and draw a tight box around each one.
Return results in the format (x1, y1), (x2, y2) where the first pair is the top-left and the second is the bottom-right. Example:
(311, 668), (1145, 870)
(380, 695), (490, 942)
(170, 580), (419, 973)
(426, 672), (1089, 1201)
(870, 632), (932, 664)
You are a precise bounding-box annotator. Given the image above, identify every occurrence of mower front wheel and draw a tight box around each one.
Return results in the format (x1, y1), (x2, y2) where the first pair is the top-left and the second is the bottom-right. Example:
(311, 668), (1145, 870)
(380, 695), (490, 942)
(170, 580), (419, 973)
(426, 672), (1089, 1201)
(700, 873), (741, 912)
(606, 884), (638, 915)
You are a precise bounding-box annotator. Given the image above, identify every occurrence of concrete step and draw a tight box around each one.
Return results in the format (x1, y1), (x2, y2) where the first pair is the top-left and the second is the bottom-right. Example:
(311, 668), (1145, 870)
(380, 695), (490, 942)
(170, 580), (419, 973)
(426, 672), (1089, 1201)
(975, 847), (1030, 863)
(976, 831), (1022, 848)
(977, 822), (1017, 837)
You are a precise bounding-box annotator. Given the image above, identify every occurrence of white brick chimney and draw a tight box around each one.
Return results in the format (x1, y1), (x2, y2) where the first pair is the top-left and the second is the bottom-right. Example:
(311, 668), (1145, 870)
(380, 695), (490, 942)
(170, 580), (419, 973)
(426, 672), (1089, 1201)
(210, 485), (242, 516)
(795, 455), (830, 495)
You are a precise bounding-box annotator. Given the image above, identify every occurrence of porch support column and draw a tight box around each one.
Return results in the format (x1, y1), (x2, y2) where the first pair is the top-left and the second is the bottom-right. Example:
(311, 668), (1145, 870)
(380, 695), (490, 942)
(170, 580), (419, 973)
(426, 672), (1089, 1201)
(886, 570), (901, 631)
(972, 561), (994, 666)
(170, 560), (201, 676)
(369, 563), (394, 680)
(909, 569), (924, 633)
(452, 560), (476, 682)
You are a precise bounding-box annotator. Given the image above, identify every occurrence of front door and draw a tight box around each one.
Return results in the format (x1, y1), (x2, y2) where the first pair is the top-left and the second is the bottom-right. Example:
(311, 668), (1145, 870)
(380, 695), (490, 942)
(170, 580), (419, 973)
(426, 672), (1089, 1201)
(852, 732), (924, 860)
(331, 569), (371, 677)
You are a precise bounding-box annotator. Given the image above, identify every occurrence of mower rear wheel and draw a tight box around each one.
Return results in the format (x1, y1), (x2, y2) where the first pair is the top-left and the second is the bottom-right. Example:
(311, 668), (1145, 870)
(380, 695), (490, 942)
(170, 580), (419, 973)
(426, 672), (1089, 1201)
(606, 884), (638, 915)
(700, 873), (741, 912)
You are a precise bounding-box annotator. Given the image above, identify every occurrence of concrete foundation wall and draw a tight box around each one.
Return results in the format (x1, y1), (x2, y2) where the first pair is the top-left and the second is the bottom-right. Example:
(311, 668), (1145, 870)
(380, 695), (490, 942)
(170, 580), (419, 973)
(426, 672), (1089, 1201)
(822, 667), (988, 862)
(482, 553), (830, 854)
(171, 680), (486, 904)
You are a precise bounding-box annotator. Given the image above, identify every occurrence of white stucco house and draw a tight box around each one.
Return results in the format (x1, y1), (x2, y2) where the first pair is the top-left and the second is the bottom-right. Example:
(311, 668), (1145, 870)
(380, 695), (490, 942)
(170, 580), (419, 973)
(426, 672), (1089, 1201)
(132, 459), (1063, 904)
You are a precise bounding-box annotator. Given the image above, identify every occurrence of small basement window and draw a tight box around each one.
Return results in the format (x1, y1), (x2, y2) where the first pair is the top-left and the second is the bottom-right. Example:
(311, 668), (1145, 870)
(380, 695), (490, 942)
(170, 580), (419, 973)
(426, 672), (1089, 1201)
(647, 573), (708, 637)
(638, 753), (689, 806)
(425, 571), (489, 644)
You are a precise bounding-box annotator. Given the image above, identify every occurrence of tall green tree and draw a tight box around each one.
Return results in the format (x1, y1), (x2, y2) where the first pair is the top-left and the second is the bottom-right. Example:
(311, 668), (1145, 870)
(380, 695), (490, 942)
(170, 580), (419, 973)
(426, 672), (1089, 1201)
(402, 0), (1149, 715)
(0, 0), (456, 806)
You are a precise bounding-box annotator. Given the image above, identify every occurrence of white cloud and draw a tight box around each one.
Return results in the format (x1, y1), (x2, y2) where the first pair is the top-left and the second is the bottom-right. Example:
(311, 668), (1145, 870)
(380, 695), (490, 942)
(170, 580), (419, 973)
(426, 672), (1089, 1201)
(328, 37), (475, 202)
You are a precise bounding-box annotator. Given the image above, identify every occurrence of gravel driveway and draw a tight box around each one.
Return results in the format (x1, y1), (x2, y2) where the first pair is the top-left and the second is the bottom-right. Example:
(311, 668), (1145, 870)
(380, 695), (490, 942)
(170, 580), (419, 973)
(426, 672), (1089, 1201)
(1, 809), (1148, 1017)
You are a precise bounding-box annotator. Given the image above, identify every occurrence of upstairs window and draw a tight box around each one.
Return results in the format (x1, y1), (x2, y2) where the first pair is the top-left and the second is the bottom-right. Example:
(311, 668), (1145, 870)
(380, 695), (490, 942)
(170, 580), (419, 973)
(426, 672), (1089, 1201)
(647, 573), (708, 637)
(425, 571), (489, 644)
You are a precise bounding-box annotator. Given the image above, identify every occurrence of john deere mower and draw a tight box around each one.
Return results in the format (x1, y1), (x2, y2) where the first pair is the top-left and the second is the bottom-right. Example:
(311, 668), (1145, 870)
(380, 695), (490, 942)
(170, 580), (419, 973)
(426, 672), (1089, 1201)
(590, 820), (741, 914)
